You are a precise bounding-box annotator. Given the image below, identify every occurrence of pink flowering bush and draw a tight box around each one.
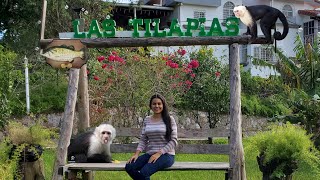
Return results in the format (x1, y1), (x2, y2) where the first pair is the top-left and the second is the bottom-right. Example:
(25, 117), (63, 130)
(86, 46), (228, 126)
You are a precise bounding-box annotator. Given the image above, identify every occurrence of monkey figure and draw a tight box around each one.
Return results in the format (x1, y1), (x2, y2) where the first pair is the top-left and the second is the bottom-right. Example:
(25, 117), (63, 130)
(233, 5), (289, 43)
(67, 123), (116, 163)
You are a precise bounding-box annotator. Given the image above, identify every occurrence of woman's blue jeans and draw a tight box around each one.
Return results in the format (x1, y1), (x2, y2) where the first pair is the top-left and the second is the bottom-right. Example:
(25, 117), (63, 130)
(125, 153), (175, 180)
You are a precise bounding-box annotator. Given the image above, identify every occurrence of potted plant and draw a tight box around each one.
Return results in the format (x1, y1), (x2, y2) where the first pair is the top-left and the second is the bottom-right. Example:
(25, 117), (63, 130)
(0, 120), (57, 179)
(246, 122), (320, 180)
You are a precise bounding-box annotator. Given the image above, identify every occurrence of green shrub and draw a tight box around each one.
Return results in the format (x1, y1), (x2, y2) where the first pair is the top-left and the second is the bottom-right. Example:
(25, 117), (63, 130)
(246, 123), (320, 179)
(0, 45), (18, 126)
(0, 120), (58, 179)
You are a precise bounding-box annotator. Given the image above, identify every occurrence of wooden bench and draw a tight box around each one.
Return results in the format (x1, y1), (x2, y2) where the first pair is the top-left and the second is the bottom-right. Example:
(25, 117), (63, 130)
(60, 127), (231, 180)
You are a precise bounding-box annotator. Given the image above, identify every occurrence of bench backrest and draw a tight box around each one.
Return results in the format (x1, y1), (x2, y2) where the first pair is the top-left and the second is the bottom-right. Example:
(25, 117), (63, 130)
(110, 127), (230, 155)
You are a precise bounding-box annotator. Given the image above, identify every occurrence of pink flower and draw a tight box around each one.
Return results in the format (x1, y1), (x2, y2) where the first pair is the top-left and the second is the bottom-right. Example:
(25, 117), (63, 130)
(97, 56), (105, 62)
(185, 80), (193, 89)
(111, 51), (117, 55)
(215, 71), (221, 78)
(183, 68), (192, 74)
(189, 59), (199, 68)
(102, 64), (107, 69)
(93, 75), (100, 80)
(185, 80), (193, 86)
(190, 73), (196, 78)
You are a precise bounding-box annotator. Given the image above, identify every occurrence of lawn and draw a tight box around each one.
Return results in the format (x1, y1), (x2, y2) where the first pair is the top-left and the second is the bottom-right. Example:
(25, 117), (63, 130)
(42, 148), (319, 180)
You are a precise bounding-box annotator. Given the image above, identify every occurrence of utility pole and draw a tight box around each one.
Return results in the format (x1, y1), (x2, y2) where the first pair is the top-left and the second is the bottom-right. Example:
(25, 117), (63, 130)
(24, 56), (30, 114)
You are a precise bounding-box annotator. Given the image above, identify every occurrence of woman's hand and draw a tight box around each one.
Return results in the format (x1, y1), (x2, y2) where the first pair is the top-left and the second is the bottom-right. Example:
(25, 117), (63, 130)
(148, 152), (162, 163)
(127, 154), (139, 164)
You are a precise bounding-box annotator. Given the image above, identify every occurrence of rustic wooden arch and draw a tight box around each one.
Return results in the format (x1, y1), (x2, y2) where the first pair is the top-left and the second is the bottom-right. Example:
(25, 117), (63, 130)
(38, 0), (271, 179)
(40, 36), (269, 180)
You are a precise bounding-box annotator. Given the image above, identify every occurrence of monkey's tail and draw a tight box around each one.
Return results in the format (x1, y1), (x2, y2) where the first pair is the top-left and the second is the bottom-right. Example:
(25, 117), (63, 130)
(273, 12), (289, 40)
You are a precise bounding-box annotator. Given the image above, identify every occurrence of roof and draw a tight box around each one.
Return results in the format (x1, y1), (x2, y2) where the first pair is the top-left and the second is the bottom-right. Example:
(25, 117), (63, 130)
(165, 0), (221, 7)
(298, 10), (320, 17)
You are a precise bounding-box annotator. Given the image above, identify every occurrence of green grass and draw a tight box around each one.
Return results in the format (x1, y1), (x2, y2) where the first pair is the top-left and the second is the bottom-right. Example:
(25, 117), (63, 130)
(42, 148), (319, 180)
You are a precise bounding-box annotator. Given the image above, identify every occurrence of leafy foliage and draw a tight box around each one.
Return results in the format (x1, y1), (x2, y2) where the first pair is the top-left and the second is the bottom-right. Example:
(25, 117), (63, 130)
(176, 46), (230, 128)
(0, 45), (20, 126)
(241, 70), (292, 117)
(5, 120), (58, 146)
(87, 47), (201, 126)
(272, 99), (320, 149)
(246, 123), (320, 179)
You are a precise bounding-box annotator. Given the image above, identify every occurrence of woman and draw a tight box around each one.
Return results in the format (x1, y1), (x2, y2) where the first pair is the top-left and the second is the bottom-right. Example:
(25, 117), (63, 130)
(125, 94), (178, 180)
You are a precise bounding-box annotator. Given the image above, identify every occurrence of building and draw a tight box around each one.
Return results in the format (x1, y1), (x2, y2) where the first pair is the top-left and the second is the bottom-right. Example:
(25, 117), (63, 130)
(109, 0), (320, 77)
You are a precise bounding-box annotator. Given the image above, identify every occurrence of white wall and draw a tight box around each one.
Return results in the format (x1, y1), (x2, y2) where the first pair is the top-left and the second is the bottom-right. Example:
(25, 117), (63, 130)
(159, 0), (319, 77)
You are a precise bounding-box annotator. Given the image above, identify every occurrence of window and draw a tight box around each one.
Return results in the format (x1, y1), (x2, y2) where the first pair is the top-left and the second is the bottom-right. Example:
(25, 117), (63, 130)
(282, 5), (293, 17)
(241, 45), (248, 65)
(254, 46), (274, 62)
(194, 10), (206, 19)
(303, 20), (315, 44)
(223, 2), (235, 20)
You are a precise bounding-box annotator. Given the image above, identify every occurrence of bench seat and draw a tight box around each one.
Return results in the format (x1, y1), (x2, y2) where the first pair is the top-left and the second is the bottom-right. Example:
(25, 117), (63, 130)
(63, 161), (230, 171)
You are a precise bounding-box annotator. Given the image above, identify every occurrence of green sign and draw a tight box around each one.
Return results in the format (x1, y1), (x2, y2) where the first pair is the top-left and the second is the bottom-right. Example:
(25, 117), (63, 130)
(72, 17), (239, 38)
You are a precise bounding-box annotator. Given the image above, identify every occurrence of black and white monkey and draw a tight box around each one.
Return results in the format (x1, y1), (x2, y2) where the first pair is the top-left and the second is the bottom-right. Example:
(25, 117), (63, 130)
(67, 123), (116, 163)
(233, 5), (289, 43)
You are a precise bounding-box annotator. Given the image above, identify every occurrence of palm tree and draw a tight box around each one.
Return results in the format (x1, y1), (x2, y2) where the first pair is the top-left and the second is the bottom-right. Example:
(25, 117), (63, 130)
(275, 35), (320, 94)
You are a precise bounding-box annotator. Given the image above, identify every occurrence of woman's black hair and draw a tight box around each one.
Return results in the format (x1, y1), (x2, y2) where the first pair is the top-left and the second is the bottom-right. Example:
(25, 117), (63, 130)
(149, 94), (172, 141)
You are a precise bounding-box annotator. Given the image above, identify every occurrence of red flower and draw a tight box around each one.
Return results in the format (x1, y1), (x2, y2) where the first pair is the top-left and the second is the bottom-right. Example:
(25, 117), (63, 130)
(215, 71), (221, 78)
(102, 64), (107, 69)
(108, 55), (116, 61)
(93, 75), (100, 80)
(166, 60), (173, 66)
(115, 56), (125, 64)
(177, 49), (186, 56)
(97, 56), (105, 62)
(189, 59), (199, 68)
(169, 62), (179, 68)
(190, 73), (196, 78)
(112, 51), (117, 55)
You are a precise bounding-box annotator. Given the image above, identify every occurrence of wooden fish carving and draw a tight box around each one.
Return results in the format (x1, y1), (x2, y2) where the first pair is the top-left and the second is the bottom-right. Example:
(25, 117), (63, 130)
(41, 45), (87, 69)
(41, 47), (84, 62)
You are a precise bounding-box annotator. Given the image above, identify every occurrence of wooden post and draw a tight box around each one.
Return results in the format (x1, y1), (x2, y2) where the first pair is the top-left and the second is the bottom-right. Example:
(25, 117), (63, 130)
(77, 18), (90, 132)
(52, 69), (80, 180)
(229, 43), (246, 180)
(40, 0), (47, 40)
(78, 64), (90, 131)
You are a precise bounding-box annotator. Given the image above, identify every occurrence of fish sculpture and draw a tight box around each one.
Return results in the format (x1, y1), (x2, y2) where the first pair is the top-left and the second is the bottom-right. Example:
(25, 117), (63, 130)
(41, 46), (85, 68)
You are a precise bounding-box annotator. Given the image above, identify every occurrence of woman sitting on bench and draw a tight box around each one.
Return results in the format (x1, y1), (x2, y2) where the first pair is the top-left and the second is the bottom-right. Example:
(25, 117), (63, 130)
(125, 94), (178, 180)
